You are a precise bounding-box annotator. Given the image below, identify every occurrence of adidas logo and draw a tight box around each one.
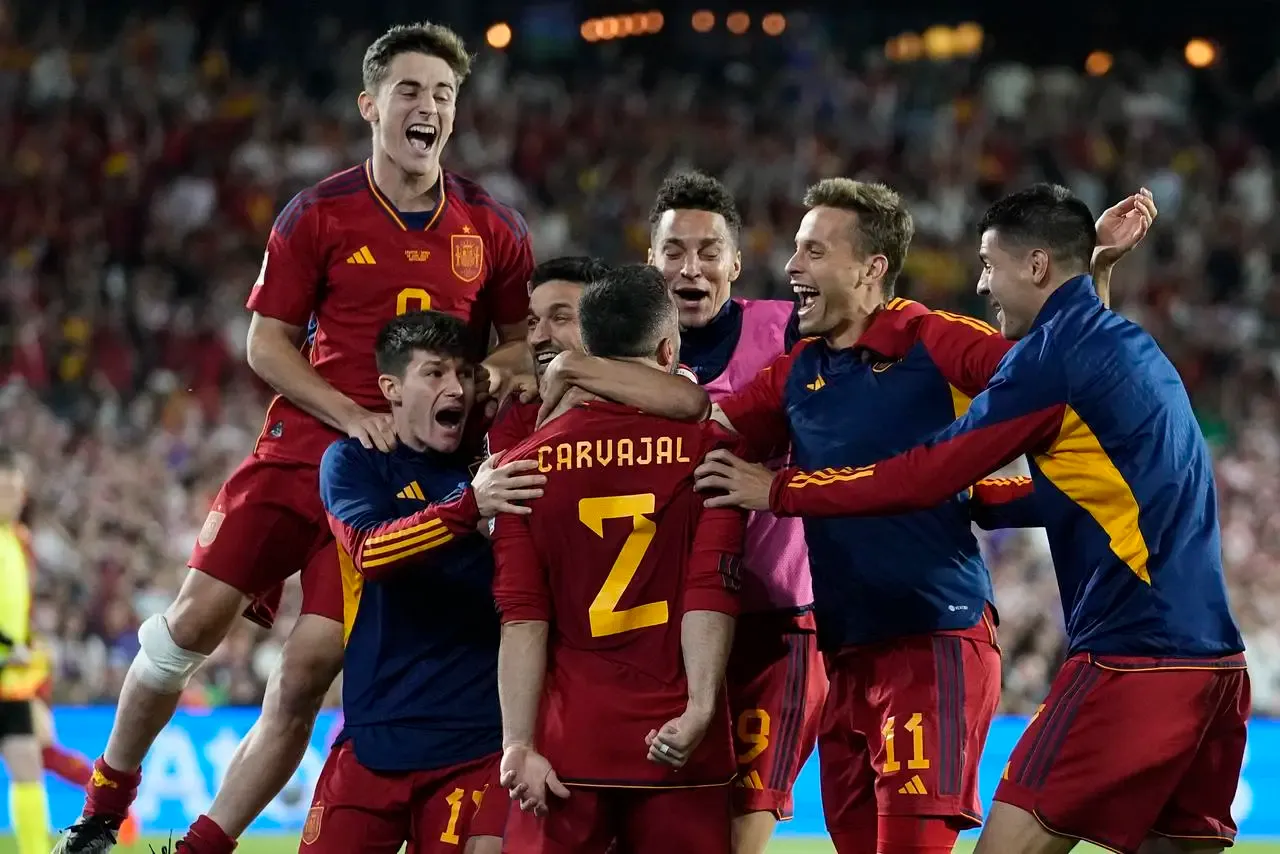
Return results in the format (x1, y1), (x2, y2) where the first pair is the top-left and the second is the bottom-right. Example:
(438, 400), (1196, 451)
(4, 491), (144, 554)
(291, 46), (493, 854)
(396, 481), (425, 501)
(897, 774), (928, 795)
(805, 374), (826, 392)
(735, 770), (765, 790)
(346, 246), (376, 265)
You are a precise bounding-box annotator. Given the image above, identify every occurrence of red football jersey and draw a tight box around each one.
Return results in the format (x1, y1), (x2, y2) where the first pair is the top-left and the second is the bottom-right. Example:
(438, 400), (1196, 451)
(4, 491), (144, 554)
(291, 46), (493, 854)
(485, 395), (540, 457)
(247, 162), (534, 464)
(492, 401), (745, 787)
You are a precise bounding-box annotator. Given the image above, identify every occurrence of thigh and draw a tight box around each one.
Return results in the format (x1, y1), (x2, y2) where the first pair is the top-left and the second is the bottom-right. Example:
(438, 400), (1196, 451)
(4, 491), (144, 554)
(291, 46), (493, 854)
(503, 788), (611, 854)
(817, 662), (876, 850)
(1151, 668), (1250, 848)
(301, 742), (411, 854)
(408, 753), (506, 854)
(994, 656), (1235, 854)
(189, 455), (325, 629)
(623, 786), (732, 854)
(727, 625), (827, 820)
(866, 633), (1001, 827)
(302, 535), (345, 624)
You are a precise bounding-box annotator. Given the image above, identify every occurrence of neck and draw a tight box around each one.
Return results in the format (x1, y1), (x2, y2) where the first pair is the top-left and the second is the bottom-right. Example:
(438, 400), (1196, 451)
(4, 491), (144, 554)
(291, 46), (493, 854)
(371, 147), (440, 212)
(824, 306), (877, 351)
(393, 419), (427, 453)
(1031, 270), (1088, 320)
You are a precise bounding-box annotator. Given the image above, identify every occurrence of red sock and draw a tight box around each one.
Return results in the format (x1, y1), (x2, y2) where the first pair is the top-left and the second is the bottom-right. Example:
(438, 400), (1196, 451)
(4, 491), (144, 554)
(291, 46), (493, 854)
(876, 814), (961, 854)
(181, 814), (237, 854)
(82, 757), (142, 821)
(43, 744), (94, 786)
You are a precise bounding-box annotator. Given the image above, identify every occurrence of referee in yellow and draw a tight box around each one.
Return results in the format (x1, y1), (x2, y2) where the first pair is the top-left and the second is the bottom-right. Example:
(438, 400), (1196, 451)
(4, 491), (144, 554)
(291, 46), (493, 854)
(0, 449), (50, 854)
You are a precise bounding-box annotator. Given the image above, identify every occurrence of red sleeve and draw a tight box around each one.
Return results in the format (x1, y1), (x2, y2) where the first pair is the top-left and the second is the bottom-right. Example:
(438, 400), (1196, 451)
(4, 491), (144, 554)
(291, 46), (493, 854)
(481, 205), (534, 335)
(492, 509), (551, 623)
(970, 476), (1042, 529)
(684, 427), (745, 615)
(326, 488), (483, 582)
(245, 190), (325, 327)
(717, 341), (807, 461)
(915, 311), (1015, 398)
(770, 360), (1065, 518)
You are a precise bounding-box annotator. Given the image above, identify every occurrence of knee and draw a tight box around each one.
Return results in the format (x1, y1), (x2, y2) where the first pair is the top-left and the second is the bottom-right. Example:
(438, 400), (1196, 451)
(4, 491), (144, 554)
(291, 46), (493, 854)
(268, 618), (344, 721)
(133, 613), (210, 693)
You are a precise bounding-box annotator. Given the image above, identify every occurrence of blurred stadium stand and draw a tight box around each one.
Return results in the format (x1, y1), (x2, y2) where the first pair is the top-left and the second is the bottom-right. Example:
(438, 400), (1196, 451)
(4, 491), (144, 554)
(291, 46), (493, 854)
(4, 0), (1280, 714)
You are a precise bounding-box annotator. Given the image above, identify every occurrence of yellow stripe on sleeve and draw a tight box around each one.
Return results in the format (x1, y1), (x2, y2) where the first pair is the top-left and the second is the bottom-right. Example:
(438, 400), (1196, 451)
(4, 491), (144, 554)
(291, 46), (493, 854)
(364, 518), (446, 548)
(361, 529), (455, 569)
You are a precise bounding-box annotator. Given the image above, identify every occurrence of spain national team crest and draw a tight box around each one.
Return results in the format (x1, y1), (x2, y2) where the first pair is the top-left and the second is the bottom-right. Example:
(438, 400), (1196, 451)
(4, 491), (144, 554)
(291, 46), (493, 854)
(301, 805), (323, 845)
(451, 229), (484, 282)
(197, 510), (225, 548)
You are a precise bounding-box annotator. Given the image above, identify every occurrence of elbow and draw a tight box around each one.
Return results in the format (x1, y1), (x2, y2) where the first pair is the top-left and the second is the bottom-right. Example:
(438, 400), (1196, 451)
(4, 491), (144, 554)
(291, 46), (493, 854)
(682, 388), (713, 422)
(245, 323), (272, 379)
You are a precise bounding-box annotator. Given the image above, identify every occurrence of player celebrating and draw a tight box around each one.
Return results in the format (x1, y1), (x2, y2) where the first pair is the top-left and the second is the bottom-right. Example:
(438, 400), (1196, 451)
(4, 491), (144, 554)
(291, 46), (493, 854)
(646, 172), (822, 853)
(304, 311), (543, 854)
(57, 22), (533, 854)
(551, 179), (1154, 853)
(709, 184), (1246, 854)
(494, 265), (745, 854)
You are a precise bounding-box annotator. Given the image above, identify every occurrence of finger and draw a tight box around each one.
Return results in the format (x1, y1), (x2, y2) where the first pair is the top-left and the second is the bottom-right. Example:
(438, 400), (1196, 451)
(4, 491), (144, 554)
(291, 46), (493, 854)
(694, 460), (734, 480)
(501, 488), (545, 501)
(519, 388), (539, 404)
(645, 729), (658, 746)
(702, 448), (739, 465)
(695, 474), (732, 493)
(497, 472), (549, 488)
(498, 459), (544, 474)
(355, 431), (374, 450)
(547, 771), (570, 799)
(496, 503), (533, 516)
(1139, 187), (1153, 199)
(647, 746), (681, 767)
(703, 492), (741, 508)
(500, 770), (518, 789)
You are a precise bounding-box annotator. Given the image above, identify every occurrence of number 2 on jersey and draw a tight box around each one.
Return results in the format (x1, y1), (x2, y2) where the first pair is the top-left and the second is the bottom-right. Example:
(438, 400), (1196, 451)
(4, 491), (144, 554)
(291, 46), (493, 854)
(579, 493), (669, 638)
(397, 287), (432, 315)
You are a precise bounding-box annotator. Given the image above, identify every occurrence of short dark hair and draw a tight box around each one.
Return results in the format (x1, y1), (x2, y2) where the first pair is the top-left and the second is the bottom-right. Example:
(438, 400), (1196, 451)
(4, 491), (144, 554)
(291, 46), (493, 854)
(978, 184), (1097, 272)
(375, 311), (474, 377)
(648, 171), (742, 239)
(579, 265), (676, 359)
(802, 178), (915, 298)
(530, 256), (610, 292)
(363, 22), (472, 91)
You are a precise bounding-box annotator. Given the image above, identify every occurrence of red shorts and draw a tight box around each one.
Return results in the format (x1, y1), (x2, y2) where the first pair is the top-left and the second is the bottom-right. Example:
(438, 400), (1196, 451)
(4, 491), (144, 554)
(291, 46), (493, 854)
(300, 741), (506, 854)
(503, 784), (731, 854)
(188, 454), (342, 627)
(726, 611), (827, 819)
(995, 652), (1250, 854)
(818, 610), (1001, 852)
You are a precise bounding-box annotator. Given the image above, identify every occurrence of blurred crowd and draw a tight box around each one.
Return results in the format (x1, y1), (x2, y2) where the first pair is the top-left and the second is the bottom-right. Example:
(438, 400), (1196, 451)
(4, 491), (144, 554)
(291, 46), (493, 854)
(4, 6), (1280, 714)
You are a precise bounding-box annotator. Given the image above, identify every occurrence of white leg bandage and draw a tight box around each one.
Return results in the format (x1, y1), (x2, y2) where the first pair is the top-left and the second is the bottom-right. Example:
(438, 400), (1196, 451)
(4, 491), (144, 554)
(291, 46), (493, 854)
(130, 614), (209, 693)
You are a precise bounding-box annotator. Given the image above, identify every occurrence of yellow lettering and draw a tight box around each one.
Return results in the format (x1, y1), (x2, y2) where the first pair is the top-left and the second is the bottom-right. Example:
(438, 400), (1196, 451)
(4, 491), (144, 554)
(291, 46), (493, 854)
(736, 709), (771, 765)
(440, 787), (464, 844)
(595, 439), (613, 466)
(617, 438), (634, 467)
(580, 494), (668, 637)
(655, 435), (674, 465)
(676, 436), (690, 463)
(556, 443), (573, 471)
(637, 436), (653, 466)
(576, 441), (593, 469)
(882, 712), (930, 775)
(536, 446), (552, 473)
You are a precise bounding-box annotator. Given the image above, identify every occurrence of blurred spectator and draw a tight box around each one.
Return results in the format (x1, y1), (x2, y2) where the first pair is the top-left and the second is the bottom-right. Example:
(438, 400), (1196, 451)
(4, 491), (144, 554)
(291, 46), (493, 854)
(4, 7), (1280, 714)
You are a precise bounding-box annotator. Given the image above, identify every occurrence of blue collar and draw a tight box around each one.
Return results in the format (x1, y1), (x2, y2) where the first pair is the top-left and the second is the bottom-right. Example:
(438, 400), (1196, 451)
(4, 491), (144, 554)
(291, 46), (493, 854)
(1030, 274), (1098, 333)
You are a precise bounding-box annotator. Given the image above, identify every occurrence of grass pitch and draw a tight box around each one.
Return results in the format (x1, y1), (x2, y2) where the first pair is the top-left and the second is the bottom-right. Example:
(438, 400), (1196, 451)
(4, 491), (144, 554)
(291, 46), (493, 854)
(6, 837), (1279, 853)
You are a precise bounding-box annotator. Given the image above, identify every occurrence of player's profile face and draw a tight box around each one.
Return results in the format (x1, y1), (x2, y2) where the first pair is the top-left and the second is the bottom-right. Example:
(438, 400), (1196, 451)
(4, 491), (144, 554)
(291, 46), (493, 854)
(527, 281), (585, 382)
(787, 206), (875, 338)
(649, 209), (741, 329)
(977, 229), (1036, 340)
(394, 351), (476, 453)
(363, 52), (458, 178)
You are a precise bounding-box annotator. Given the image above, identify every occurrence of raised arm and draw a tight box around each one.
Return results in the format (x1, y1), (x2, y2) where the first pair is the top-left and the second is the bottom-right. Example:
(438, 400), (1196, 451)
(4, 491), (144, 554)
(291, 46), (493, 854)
(1091, 188), (1157, 307)
(479, 206), (536, 380)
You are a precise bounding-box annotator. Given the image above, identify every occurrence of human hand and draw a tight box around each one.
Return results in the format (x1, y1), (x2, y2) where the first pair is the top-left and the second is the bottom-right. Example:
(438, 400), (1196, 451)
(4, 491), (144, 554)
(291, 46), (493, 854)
(471, 454), (546, 517)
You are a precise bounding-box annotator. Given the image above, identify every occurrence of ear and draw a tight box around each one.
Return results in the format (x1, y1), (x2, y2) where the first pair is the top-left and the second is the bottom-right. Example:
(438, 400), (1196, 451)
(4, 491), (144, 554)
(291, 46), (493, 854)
(646, 247), (655, 265)
(357, 90), (378, 124)
(656, 336), (676, 371)
(729, 249), (743, 283)
(378, 373), (401, 405)
(1029, 248), (1051, 286)
(864, 254), (889, 287)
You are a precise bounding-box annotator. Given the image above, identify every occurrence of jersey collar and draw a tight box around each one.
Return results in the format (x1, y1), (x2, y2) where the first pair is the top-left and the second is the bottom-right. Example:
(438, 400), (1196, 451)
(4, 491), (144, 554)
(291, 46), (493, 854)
(849, 298), (930, 361)
(364, 160), (449, 231)
(1030, 274), (1097, 333)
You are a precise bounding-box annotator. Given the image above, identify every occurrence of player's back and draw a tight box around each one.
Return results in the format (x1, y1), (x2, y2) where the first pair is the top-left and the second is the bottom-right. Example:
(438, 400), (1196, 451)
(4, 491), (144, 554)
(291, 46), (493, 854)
(1026, 281), (1243, 657)
(497, 401), (740, 786)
